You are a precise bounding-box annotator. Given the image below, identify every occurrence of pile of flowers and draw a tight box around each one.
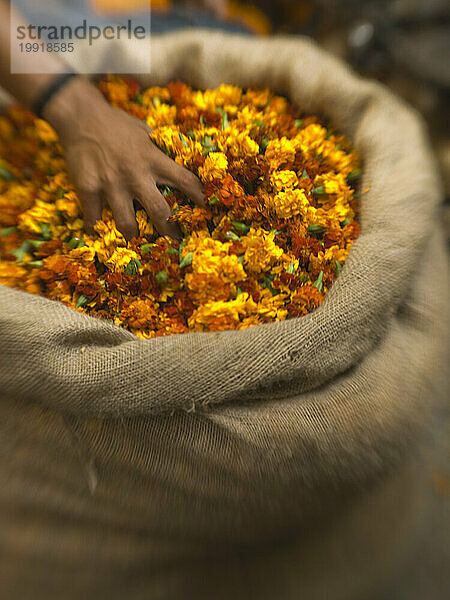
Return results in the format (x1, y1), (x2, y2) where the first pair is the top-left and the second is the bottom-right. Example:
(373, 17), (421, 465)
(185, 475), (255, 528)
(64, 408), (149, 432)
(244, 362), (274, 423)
(0, 77), (361, 338)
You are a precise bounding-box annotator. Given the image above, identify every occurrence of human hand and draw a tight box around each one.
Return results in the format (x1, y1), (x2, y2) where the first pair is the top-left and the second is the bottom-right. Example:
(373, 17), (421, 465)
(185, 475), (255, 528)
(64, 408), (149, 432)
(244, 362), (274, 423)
(43, 76), (205, 240)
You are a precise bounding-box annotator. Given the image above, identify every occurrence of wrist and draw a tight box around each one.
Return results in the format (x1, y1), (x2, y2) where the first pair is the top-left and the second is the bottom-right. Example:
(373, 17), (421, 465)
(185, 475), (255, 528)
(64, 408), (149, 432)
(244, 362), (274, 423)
(42, 76), (105, 137)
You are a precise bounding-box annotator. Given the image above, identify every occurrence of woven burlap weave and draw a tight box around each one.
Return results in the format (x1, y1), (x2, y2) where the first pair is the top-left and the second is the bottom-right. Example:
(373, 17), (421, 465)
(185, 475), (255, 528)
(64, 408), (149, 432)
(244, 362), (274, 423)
(0, 31), (448, 599)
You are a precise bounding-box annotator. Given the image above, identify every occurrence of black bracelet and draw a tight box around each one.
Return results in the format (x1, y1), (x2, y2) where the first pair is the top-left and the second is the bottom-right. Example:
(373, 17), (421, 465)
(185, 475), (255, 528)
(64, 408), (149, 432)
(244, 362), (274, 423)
(33, 72), (78, 119)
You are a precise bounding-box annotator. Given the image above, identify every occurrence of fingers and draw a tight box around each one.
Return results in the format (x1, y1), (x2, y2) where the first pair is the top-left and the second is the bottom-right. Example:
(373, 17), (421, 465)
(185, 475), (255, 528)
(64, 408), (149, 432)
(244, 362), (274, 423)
(152, 150), (206, 207)
(134, 181), (182, 241)
(106, 184), (138, 240)
(80, 191), (103, 235)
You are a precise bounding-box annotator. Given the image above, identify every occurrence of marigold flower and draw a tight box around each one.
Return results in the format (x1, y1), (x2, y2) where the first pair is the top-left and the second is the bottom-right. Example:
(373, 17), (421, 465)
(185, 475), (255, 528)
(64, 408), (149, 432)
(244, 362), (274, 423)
(265, 137), (296, 170)
(198, 152), (228, 182)
(242, 228), (283, 273)
(0, 80), (360, 336)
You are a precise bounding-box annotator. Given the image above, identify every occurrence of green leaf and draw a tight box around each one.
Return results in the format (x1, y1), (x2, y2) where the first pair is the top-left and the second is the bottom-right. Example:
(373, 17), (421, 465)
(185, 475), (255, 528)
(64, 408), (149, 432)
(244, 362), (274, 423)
(311, 185), (326, 196)
(67, 236), (83, 250)
(238, 254), (245, 264)
(0, 166), (15, 181)
(56, 187), (66, 200)
(11, 241), (31, 262)
(162, 186), (173, 197)
(236, 287), (243, 297)
(141, 243), (155, 255)
(312, 271), (324, 292)
(0, 226), (18, 237)
(135, 93), (143, 105)
(75, 294), (88, 309)
(346, 168), (362, 182)
(341, 218), (351, 227)
(334, 260), (343, 274)
(179, 132), (189, 148)
(27, 260), (43, 267)
(124, 259), (142, 276)
(261, 274), (279, 296)
(301, 170), (309, 179)
(294, 119), (304, 129)
(165, 246), (179, 256)
(179, 251), (193, 268)
(253, 119), (265, 128)
(261, 138), (269, 152)
(178, 241), (186, 261)
(225, 231), (240, 242)
(201, 135), (218, 156)
(156, 270), (168, 286)
(231, 220), (250, 235)
(27, 239), (45, 249)
(308, 223), (326, 235)
(286, 263), (296, 274)
(208, 195), (219, 206)
(222, 112), (229, 131)
(38, 222), (52, 240)
(270, 228), (281, 236)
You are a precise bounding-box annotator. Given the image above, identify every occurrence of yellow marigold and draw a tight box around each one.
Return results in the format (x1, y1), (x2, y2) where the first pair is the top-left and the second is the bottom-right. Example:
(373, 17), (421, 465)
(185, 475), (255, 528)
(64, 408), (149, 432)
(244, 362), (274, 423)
(323, 245), (348, 264)
(188, 292), (257, 332)
(266, 189), (309, 219)
(224, 128), (260, 158)
(141, 86), (171, 105)
(293, 123), (327, 158)
(136, 209), (153, 238)
(242, 228), (283, 273)
(194, 84), (242, 111)
(320, 172), (352, 198)
(101, 77), (130, 106)
(0, 80), (361, 337)
(18, 198), (58, 234)
(0, 261), (27, 286)
(34, 149), (65, 174)
(191, 237), (245, 284)
(55, 191), (80, 219)
(198, 152), (228, 182)
(257, 288), (289, 320)
(0, 183), (35, 225)
(146, 103), (177, 129)
(69, 245), (96, 264)
(94, 209), (126, 247)
(243, 88), (271, 108)
(270, 170), (298, 191)
(120, 298), (159, 330)
(91, 209), (126, 262)
(104, 247), (140, 272)
(35, 119), (58, 144)
(151, 126), (202, 166)
(265, 137), (296, 170)
(318, 139), (360, 176)
(0, 116), (15, 142)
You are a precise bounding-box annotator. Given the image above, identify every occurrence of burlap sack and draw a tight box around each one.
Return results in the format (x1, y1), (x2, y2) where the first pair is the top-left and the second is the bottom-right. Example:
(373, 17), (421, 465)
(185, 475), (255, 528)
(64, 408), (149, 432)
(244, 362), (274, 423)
(0, 31), (448, 600)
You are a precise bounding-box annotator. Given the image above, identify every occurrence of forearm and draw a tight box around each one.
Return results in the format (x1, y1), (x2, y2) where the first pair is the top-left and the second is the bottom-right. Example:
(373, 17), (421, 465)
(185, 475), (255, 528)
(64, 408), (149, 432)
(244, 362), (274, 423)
(0, 0), (68, 111)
